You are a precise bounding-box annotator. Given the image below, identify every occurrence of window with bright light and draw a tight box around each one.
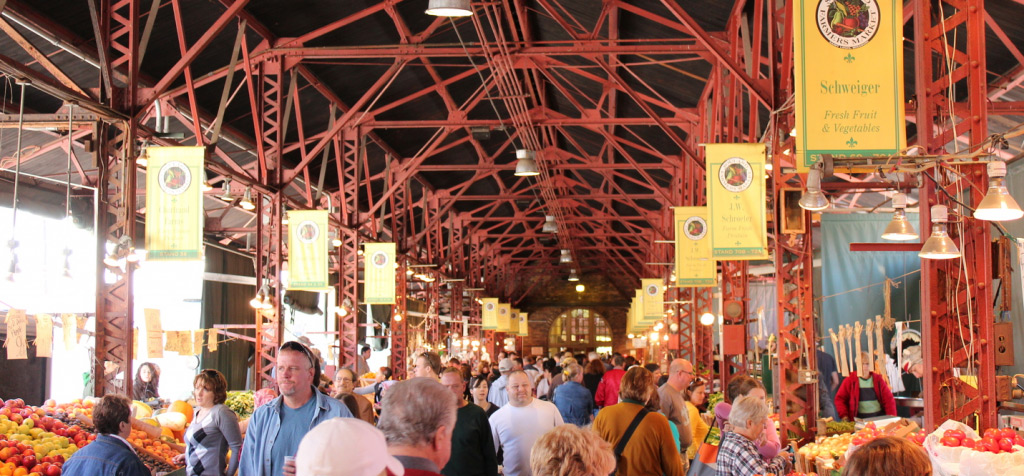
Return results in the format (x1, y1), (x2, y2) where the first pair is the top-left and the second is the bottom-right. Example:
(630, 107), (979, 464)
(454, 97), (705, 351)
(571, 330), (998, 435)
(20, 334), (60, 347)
(548, 308), (611, 353)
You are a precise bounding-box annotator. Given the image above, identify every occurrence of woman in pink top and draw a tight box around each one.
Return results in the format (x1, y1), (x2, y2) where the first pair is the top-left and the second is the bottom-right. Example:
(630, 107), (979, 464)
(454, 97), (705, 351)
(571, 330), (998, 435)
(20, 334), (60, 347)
(714, 374), (781, 460)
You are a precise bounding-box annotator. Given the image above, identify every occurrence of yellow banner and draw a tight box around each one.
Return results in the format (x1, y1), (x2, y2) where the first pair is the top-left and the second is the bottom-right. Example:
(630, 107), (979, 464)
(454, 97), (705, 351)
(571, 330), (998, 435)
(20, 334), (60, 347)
(288, 210), (331, 291)
(145, 146), (204, 260)
(481, 298), (498, 330)
(509, 308), (520, 335)
(518, 312), (529, 337)
(642, 279), (664, 319)
(497, 303), (511, 333)
(363, 242), (396, 304)
(675, 207), (717, 286)
(707, 143), (768, 259)
(636, 289), (655, 326)
(794, 0), (906, 170)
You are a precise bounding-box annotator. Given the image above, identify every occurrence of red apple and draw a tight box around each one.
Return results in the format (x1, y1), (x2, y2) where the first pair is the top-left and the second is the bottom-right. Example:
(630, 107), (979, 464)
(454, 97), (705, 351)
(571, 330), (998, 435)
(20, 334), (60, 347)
(44, 464), (61, 476)
(50, 455), (63, 464)
(22, 455), (37, 468)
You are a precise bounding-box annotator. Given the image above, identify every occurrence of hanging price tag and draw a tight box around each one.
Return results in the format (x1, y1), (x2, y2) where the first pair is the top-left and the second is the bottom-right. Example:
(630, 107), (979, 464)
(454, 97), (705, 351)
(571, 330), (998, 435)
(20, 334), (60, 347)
(34, 314), (53, 358)
(207, 329), (219, 352)
(192, 330), (204, 355)
(5, 310), (28, 359)
(61, 314), (76, 350)
(145, 309), (164, 358)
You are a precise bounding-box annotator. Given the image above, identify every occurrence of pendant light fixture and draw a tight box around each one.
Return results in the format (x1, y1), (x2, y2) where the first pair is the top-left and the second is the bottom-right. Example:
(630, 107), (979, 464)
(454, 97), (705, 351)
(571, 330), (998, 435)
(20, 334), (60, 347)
(699, 312), (716, 326)
(514, 149), (540, 176)
(239, 187), (256, 211)
(559, 249), (572, 263)
(919, 205), (961, 260)
(974, 161), (1023, 221)
(250, 285), (267, 309)
(567, 269), (579, 282)
(7, 81), (27, 281)
(881, 192), (918, 241)
(541, 215), (558, 233)
(798, 163), (830, 211)
(219, 177), (235, 202)
(425, 0), (472, 17)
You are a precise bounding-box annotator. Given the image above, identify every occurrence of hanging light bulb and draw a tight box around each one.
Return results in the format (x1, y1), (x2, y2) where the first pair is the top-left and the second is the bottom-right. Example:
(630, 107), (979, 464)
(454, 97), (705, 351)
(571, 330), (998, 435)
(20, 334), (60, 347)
(513, 149), (540, 177)
(240, 187), (256, 211)
(219, 177), (235, 202)
(6, 239), (19, 281)
(575, 283), (585, 293)
(919, 205), (961, 260)
(262, 290), (274, 310)
(61, 247), (72, 278)
(250, 285), (267, 309)
(559, 249), (572, 263)
(136, 146), (148, 167)
(394, 310), (403, 322)
(699, 312), (715, 326)
(541, 215), (558, 233)
(881, 192), (918, 240)
(281, 206), (289, 225)
(425, 0), (472, 17)
(799, 164), (830, 211)
(975, 161), (1024, 221)
(331, 231), (342, 247)
(567, 269), (579, 282)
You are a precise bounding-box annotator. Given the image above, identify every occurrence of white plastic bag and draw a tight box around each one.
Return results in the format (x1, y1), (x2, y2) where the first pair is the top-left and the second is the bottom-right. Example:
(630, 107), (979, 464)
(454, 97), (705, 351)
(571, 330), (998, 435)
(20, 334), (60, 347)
(923, 420), (979, 476)
(959, 448), (1024, 476)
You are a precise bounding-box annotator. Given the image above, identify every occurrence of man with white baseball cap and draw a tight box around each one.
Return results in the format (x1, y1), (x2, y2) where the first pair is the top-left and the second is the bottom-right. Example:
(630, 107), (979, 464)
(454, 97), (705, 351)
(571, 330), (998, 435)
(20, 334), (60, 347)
(295, 417), (404, 476)
(487, 358), (516, 407)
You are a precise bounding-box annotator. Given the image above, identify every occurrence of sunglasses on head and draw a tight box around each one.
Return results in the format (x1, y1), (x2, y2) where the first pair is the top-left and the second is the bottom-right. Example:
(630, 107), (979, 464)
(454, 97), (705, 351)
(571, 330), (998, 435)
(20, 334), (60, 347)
(280, 341), (316, 368)
(689, 377), (706, 388)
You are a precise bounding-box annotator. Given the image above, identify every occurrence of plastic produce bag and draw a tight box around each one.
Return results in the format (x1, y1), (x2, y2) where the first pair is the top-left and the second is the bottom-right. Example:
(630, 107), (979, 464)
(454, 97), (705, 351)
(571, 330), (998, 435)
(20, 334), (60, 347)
(923, 420), (979, 476)
(959, 448), (1024, 476)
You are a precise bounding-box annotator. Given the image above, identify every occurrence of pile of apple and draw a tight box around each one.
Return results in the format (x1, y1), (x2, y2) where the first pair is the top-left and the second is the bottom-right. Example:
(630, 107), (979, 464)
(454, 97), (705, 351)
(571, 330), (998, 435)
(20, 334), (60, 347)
(936, 427), (1024, 454)
(0, 399), (94, 476)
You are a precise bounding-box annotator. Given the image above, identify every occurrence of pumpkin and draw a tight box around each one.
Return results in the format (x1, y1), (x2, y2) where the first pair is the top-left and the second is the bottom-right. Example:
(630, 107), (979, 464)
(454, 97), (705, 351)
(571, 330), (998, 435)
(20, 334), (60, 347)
(160, 427), (174, 439)
(169, 400), (194, 425)
(131, 401), (153, 419)
(138, 417), (160, 428)
(155, 411), (187, 431)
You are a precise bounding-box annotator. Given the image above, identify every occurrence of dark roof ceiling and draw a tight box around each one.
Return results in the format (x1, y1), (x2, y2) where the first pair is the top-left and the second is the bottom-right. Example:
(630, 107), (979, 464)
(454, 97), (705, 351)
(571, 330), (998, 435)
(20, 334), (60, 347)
(0, 0), (1022, 305)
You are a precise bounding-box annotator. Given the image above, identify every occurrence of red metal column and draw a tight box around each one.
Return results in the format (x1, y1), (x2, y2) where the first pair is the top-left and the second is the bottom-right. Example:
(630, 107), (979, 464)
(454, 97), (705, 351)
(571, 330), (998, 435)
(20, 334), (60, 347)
(93, 0), (140, 396)
(914, 0), (996, 431)
(392, 261), (408, 379)
(336, 128), (360, 370)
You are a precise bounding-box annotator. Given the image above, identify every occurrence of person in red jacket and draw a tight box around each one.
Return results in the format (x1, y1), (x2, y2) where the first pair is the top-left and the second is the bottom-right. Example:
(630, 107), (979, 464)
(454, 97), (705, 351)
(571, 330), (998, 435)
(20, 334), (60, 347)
(594, 354), (626, 408)
(834, 353), (897, 421)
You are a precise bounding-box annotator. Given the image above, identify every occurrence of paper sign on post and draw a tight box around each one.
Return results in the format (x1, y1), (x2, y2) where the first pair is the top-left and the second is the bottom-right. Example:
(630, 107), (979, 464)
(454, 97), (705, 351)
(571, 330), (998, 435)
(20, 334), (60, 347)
(5, 310), (28, 359)
(34, 314), (53, 358)
(193, 330), (204, 355)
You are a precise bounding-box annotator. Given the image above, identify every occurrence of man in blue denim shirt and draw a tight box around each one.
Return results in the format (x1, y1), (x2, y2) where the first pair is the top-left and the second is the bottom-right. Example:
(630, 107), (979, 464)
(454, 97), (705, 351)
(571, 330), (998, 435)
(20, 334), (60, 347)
(240, 341), (352, 476)
(62, 394), (148, 476)
(552, 363), (594, 426)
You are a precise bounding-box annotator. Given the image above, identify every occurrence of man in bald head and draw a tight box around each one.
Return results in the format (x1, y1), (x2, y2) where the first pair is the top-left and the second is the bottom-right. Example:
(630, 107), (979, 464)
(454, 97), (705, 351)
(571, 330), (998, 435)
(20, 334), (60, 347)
(657, 359), (694, 453)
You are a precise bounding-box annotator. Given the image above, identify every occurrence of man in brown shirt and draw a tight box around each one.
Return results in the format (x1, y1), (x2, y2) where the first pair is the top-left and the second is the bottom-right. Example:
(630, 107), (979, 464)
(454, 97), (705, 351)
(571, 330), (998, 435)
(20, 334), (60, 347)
(657, 359), (694, 453)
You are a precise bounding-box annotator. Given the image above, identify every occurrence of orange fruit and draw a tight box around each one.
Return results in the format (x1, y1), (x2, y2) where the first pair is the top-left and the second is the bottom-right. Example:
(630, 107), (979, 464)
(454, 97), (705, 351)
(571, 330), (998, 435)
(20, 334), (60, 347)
(12, 467), (27, 476)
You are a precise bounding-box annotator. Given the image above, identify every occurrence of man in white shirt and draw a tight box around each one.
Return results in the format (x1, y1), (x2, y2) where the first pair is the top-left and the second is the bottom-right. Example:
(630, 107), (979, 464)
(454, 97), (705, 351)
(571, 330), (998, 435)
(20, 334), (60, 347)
(489, 371), (564, 476)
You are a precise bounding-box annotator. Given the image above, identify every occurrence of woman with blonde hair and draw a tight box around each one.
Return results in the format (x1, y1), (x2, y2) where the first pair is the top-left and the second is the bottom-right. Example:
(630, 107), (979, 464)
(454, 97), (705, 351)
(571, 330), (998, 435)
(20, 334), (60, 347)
(530, 425), (616, 476)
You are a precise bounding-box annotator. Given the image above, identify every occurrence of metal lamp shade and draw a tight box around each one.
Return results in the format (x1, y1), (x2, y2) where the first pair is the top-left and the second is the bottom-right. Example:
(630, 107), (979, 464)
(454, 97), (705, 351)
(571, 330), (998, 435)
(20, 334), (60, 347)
(425, 0), (472, 17)
(974, 178), (1024, 221)
(918, 224), (960, 259)
(881, 209), (918, 241)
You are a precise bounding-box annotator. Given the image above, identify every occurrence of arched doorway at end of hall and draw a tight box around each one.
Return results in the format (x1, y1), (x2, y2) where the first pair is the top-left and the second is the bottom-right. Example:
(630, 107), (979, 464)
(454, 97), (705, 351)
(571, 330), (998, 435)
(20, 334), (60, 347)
(547, 308), (612, 356)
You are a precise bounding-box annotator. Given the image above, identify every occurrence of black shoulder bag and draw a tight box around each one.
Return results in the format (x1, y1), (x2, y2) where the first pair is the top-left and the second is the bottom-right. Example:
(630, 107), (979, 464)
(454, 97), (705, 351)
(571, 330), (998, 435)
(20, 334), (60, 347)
(610, 408), (650, 476)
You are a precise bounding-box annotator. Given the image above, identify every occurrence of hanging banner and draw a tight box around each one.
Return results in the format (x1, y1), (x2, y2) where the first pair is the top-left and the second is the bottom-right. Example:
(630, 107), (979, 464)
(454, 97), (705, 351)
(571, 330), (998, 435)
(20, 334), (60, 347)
(145, 308), (164, 359)
(497, 303), (512, 333)
(34, 314), (53, 358)
(675, 207), (717, 286)
(363, 242), (396, 304)
(61, 313), (76, 350)
(4, 309), (27, 359)
(288, 210), (330, 291)
(793, 0), (906, 170)
(481, 298), (498, 330)
(707, 143), (768, 259)
(642, 279), (664, 319)
(145, 146), (204, 260)
(509, 309), (520, 336)
(519, 312), (529, 337)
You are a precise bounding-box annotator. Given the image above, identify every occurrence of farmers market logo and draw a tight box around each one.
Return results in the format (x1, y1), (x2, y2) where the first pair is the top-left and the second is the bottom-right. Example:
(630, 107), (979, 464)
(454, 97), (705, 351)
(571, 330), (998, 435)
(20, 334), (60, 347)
(684, 216), (707, 241)
(296, 221), (319, 243)
(485, 302), (495, 312)
(499, 307), (508, 315)
(817, 0), (880, 49)
(718, 157), (753, 193)
(371, 250), (389, 268)
(158, 161), (191, 195)
(645, 283), (659, 297)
